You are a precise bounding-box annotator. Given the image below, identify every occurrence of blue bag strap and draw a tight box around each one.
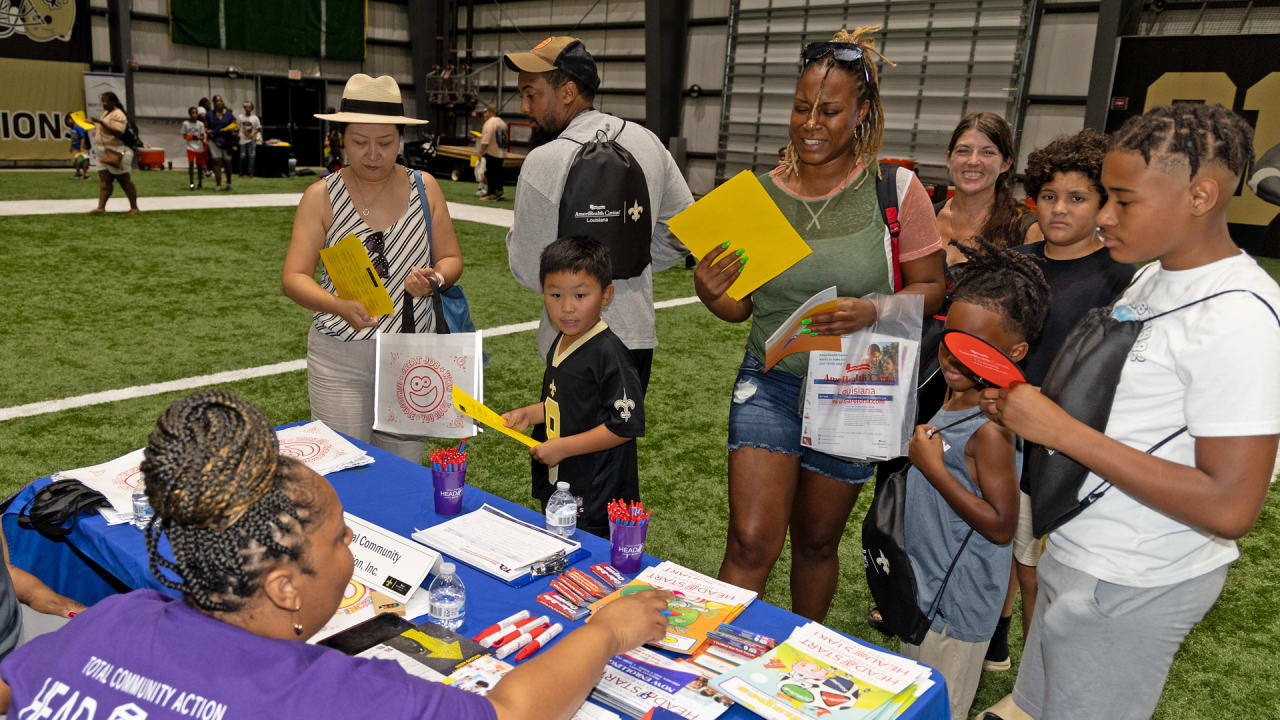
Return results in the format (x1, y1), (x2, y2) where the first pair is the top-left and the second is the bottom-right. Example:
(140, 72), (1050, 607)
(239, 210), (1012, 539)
(405, 171), (447, 334)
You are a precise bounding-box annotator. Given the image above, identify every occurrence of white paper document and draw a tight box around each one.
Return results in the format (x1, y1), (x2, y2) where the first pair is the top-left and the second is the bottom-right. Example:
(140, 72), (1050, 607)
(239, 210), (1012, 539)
(412, 504), (580, 582)
(276, 421), (374, 475)
(802, 333), (919, 461)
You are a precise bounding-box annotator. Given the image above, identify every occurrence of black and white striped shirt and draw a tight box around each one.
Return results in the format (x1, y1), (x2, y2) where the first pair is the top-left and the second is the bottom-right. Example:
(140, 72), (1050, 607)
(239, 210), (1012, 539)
(314, 167), (436, 340)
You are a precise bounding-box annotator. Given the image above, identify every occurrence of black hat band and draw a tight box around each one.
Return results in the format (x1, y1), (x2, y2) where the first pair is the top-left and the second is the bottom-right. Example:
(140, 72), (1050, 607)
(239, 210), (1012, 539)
(339, 98), (405, 116)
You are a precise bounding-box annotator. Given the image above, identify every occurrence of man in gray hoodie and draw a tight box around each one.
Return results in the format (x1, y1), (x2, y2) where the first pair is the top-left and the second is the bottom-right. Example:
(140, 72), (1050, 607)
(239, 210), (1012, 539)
(503, 36), (692, 389)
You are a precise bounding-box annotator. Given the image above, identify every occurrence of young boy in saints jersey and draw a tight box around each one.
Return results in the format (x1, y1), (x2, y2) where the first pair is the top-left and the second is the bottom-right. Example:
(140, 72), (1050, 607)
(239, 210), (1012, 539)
(501, 236), (645, 537)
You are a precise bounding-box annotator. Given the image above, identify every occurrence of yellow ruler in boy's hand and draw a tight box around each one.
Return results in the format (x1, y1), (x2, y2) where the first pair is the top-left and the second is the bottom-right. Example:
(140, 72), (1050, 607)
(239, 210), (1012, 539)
(452, 385), (541, 448)
(318, 234), (395, 317)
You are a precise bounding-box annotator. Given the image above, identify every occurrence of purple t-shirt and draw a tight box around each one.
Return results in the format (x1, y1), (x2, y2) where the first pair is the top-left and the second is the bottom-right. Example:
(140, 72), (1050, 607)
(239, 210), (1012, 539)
(1, 590), (499, 720)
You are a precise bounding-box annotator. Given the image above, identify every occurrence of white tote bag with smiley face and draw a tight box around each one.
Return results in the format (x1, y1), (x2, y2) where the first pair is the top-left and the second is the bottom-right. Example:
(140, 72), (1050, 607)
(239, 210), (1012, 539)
(373, 328), (481, 439)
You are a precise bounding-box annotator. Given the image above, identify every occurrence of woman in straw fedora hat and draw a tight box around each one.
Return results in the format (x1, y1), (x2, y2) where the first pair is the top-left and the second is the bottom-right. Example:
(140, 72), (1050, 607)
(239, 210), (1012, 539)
(283, 73), (464, 464)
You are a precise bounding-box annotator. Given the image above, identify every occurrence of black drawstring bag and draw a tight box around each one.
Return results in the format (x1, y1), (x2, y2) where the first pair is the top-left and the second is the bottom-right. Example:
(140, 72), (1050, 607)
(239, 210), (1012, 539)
(862, 411), (981, 644)
(1026, 285), (1280, 538)
(556, 121), (652, 279)
(18, 481), (111, 537)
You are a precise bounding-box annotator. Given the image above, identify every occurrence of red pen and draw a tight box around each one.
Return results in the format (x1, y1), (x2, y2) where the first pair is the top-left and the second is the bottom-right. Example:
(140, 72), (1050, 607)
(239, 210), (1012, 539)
(496, 622), (550, 660)
(513, 622), (564, 661)
(472, 609), (530, 642)
(484, 615), (546, 649)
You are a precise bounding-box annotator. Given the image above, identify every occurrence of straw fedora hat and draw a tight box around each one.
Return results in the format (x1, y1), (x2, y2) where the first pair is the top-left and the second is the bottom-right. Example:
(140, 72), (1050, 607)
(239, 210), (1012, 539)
(314, 74), (428, 125)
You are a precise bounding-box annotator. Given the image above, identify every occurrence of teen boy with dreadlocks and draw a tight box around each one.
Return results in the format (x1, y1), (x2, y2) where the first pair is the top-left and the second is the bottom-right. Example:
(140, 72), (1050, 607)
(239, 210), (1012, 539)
(980, 104), (1280, 720)
(901, 239), (1049, 720)
(695, 25), (946, 623)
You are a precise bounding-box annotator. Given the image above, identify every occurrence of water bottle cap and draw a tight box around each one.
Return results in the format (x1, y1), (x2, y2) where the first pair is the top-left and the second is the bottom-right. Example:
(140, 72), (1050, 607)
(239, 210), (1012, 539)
(556, 481), (570, 490)
(440, 562), (456, 575)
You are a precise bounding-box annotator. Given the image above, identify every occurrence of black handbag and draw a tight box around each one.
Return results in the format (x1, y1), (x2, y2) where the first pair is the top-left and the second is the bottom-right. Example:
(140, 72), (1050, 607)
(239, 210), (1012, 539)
(862, 411), (980, 644)
(18, 481), (111, 537)
(1026, 283), (1280, 537)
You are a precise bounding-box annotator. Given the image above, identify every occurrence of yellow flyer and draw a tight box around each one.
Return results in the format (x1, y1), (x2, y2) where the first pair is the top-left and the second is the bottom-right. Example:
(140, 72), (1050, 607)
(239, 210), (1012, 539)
(668, 170), (812, 300)
(318, 234), (395, 317)
(70, 111), (95, 131)
(451, 385), (541, 448)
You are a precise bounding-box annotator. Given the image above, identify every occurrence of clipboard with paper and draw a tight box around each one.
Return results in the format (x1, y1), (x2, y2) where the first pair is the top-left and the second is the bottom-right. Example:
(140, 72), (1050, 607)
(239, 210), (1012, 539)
(668, 170), (812, 300)
(318, 234), (395, 317)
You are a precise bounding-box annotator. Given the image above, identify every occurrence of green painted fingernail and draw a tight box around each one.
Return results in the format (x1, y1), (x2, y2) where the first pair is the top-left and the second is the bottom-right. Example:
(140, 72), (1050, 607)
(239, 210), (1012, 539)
(721, 241), (730, 248)
(741, 256), (749, 263)
(735, 248), (745, 256)
(801, 318), (812, 325)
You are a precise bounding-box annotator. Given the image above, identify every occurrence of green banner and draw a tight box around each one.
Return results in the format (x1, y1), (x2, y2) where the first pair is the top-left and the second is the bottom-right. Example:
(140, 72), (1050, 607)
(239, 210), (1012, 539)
(170, 0), (365, 61)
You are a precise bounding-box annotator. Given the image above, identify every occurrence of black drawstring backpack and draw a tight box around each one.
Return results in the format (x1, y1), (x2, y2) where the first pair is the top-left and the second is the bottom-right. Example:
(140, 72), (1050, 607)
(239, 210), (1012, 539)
(1025, 279), (1280, 537)
(556, 121), (652, 279)
(18, 481), (111, 537)
(862, 411), (982, 644)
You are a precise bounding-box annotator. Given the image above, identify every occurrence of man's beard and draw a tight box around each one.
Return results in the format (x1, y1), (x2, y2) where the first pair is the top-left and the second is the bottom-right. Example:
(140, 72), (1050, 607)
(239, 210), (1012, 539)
(528, 123), (559, 148)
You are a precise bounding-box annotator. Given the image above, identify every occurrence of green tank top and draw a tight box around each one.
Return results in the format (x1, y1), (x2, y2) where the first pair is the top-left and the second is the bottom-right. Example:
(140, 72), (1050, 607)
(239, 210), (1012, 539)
(746, 168), (892, 378)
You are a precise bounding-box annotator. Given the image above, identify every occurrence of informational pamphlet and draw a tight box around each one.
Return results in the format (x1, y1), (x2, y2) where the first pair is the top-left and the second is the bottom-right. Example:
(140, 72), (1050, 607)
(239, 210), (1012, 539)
(762, 286), (843, 372)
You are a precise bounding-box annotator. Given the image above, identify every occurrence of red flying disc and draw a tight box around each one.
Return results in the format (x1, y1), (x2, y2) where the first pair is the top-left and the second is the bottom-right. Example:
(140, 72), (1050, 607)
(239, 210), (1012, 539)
(942, 330), (1025, 388)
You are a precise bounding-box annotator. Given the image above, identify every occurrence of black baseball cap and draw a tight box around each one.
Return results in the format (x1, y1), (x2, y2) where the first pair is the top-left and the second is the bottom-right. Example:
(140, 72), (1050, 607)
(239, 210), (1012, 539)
(503, 36), (600, 93)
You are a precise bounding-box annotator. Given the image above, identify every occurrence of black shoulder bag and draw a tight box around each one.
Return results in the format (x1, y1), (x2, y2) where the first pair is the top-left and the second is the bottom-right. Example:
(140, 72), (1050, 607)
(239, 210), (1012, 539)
(18, 481), (110, 537)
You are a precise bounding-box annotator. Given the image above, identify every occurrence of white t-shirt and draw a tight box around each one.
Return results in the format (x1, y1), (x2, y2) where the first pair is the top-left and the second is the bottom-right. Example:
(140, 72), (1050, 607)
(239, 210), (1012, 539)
(181, 119), (205, 152)
(237, 112), (261, 144)
(1048, 251), (1280, 587)
(479, 115), (507, 158)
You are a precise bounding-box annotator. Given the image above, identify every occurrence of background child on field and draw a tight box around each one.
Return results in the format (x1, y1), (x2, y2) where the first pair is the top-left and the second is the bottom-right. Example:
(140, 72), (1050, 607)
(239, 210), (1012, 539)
(981, 129), (1137, 672)
(65, 115), (91, 179)
(980, 103), (1280, 720)
(900, 239), (1049, 720)
(181, 107), (206, 191)
(501, 236), (645, 537)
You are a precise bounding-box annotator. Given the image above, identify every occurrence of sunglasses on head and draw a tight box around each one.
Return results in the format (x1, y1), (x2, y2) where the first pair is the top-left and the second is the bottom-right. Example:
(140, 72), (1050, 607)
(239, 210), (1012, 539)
(363, 231), (390, 279)
(801, 42), (871, 84)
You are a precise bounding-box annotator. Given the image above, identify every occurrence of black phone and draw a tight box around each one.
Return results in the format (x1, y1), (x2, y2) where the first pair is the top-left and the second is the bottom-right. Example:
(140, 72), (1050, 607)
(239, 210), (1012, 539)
(318, 612), (415, 655)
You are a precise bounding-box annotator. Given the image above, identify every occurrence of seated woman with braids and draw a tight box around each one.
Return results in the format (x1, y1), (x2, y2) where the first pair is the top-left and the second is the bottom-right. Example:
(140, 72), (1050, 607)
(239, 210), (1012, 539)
(0, 390), (671, 719)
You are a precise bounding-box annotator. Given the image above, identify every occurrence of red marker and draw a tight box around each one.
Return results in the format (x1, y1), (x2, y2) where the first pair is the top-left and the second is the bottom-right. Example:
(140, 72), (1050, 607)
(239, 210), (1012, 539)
(489, 615), (550, 649)
(513, 622), (564, 661)
(496, 622), (551, 659)
(472, 609), (530, 642)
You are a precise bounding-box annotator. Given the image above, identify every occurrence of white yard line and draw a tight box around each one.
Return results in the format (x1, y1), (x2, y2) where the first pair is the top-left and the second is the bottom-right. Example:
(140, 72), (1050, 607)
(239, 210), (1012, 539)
(0, 193), (515, 227)
(0, 295), (701, 422)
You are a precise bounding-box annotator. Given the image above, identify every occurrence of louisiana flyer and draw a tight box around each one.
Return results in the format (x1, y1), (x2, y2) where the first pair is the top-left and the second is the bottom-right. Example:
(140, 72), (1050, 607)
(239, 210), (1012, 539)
(708, 623), (931, 720)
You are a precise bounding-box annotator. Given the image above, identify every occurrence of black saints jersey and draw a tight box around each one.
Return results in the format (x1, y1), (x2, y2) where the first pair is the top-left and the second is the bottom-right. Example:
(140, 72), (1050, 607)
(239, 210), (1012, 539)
(532, 321), (645, 534)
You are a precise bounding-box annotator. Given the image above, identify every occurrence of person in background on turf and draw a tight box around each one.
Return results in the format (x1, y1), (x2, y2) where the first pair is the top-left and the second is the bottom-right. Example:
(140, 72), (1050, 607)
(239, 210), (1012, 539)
(86, 91), (140, 215)
(205, 94), (236, 191)
(978, 103), (1279, 720)
(478, 103), (509, 201)
(238, 101), (261, 179)
(695, 25), (945, 622)
(501, 236), (645, 538)
(64, 114), (91, 179)
(0, 389), (672, 719)
(181, 106), (207, 191)
(503, 35), (692, 391)
(900, 239), (1047, 720)
(978, 129), (1136, 675)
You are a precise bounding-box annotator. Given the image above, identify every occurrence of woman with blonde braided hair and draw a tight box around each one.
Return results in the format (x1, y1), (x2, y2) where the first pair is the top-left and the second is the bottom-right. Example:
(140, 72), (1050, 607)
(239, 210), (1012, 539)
(695, 25), (946, 622)
(0, 390), (672, 719)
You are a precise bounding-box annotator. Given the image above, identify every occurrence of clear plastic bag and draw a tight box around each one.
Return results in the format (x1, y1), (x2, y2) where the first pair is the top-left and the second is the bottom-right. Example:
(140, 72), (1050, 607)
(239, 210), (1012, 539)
(801, 293), (923, 462)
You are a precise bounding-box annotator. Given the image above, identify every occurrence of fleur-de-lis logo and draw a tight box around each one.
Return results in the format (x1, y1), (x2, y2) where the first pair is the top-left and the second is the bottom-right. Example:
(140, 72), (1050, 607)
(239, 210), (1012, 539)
(628, 200), (644, 222)
(549, 380), (557, 397)
(614, 390), (635, 421)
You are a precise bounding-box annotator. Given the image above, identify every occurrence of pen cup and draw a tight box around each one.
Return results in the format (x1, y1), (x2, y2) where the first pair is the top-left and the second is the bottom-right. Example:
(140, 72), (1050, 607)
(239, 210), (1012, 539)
(432, 466), (466, 515)
(609, 522), (648, 575)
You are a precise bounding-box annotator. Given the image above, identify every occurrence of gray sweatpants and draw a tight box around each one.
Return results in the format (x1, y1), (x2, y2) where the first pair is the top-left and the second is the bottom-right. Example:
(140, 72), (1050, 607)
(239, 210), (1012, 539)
(307, 326), (425, 464)
(1012, 551), (1227, 720)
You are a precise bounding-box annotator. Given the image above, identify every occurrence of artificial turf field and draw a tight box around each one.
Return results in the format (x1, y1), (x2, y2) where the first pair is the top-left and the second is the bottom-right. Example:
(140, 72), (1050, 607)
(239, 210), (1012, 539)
(1, 169), (1277, 718)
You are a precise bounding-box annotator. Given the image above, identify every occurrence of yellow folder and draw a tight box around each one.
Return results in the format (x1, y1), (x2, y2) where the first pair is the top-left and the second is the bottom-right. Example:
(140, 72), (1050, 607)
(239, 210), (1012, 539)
(317, 234), (395, 317)
(668, 170), (812, 301)
(69, 111), (95, 131)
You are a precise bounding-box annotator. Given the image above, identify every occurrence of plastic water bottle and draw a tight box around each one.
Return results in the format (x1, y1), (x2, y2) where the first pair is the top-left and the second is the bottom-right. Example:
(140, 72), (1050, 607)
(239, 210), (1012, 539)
(427, 563), (466, 631)
(545, 481), (577, 539)
(132, 487), (153, 529)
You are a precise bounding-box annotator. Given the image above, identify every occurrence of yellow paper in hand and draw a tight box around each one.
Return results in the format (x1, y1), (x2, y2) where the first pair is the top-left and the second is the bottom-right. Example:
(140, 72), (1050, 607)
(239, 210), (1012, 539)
(318, 234), (395, 317)
(668, 170), (812, 300)
(70, 111), (95, 131)
(452, 385), (541, 448)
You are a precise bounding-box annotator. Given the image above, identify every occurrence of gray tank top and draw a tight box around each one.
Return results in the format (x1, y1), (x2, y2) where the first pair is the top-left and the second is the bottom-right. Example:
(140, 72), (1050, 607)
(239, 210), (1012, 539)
(903, 406), (1018, 643)
(0, 559), (22, 659)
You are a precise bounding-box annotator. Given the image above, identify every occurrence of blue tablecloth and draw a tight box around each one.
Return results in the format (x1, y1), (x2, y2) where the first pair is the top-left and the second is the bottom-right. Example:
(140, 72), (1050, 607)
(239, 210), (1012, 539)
(3, 428), (948, 720)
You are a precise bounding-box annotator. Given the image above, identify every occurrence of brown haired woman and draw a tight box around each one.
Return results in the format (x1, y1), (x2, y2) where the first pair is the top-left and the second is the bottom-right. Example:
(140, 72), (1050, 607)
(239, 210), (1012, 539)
(694, 26), (946, 622)
(936, 111), (1041, 265)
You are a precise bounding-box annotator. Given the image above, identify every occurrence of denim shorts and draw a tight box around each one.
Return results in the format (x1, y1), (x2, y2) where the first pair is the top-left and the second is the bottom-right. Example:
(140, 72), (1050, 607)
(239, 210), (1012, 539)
(726, 352), (874, 484)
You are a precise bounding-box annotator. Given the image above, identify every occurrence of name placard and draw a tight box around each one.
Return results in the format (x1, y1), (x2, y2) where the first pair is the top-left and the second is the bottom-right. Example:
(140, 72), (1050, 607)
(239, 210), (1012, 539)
(346, 513), (441, 604)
